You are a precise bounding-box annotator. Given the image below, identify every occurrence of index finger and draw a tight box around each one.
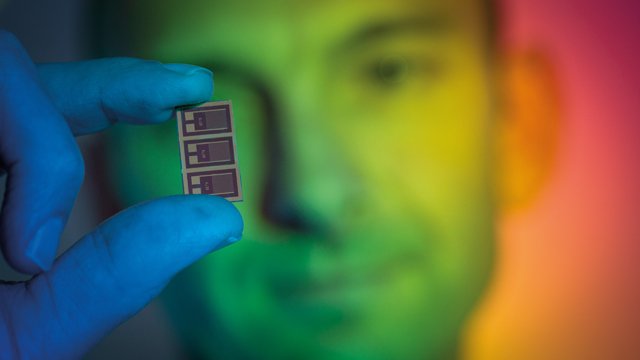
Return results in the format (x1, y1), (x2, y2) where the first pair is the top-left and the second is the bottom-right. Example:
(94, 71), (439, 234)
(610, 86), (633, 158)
(3, 195), (243, 359)
(37, 58), (214, 135)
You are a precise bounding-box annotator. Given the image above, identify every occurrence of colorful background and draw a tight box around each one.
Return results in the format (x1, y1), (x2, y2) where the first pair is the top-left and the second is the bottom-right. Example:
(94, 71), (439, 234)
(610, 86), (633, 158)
(464, 0), (640, 359)
(0, 0), (638, 358)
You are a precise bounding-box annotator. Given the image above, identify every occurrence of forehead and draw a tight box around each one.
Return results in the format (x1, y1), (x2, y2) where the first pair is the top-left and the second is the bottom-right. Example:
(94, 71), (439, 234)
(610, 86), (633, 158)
(128, 0), (487, 61)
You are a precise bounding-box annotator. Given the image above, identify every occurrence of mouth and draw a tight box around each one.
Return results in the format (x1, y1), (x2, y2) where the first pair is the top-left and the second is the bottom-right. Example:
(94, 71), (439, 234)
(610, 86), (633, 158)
(301, 264), (396, 300)
(270, 248), (422, 308)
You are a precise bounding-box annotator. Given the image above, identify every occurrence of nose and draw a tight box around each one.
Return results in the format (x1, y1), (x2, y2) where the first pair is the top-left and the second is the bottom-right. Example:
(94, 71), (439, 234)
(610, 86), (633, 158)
(260, 106), (318, 233)
(258, 87), (356, 237)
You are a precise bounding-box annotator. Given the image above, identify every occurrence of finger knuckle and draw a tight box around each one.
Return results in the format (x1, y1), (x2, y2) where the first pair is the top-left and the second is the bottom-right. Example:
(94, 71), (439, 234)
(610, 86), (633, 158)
(0, 31), (26, 82)
(0, 30), (21, 51)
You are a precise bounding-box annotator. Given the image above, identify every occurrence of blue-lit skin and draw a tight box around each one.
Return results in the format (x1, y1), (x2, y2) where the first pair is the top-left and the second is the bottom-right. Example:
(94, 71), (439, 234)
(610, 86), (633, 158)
(0, 31), (243, 359)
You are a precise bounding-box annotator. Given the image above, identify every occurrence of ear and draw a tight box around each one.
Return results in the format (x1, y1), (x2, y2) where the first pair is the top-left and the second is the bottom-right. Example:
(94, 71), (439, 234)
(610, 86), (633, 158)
(496, 48), (561, 212)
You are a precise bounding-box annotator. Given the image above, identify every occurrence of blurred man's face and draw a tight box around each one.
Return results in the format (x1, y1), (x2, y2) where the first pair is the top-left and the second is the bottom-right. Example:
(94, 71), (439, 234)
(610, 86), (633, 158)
(108, 0), (496, 358)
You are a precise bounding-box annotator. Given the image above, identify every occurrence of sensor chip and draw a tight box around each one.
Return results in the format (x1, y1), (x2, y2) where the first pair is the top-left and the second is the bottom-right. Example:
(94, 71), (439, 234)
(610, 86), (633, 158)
(176, 101), (242, 201)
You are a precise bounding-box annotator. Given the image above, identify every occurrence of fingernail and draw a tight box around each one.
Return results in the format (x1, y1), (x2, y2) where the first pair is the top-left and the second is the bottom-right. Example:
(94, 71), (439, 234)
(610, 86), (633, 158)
(163, 63), (212, 78)
(25, 218), (63, 272)
(211, 235), (242, 252)
(185, 67), (213, 78)
(227, 236), (241, 244)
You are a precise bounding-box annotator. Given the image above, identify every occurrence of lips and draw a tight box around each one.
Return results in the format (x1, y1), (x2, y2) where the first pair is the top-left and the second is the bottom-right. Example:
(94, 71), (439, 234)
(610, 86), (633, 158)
(269, 248), (422, 306)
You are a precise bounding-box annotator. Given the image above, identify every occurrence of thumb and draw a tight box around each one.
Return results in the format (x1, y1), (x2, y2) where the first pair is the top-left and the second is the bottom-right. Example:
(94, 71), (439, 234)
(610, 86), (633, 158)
(0, 195), (243, 359)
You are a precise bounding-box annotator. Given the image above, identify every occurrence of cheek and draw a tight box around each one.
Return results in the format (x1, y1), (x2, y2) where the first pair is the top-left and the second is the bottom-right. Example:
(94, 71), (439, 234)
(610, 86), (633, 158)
(329, 89), (493, 215)
(324, 62), (495, 275)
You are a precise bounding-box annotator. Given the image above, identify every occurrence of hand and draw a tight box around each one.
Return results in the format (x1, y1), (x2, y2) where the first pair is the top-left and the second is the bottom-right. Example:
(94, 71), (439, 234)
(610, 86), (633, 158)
(0, 31), (243, 359)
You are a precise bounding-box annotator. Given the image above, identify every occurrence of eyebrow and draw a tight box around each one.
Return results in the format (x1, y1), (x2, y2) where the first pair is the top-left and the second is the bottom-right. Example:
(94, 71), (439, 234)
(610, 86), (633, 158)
(334, 14), (452, 54)
(191, 14), (453, 83)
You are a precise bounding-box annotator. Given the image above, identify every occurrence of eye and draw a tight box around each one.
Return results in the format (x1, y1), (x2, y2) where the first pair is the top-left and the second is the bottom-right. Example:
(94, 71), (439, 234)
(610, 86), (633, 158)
(359, 54), (444, 92)
(372, 55), (410, 86)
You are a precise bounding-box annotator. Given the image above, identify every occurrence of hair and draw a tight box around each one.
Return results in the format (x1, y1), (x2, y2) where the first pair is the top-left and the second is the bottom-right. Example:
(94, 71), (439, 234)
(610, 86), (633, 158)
(88, 0), (501, 57)
(485, 0), (502, 50)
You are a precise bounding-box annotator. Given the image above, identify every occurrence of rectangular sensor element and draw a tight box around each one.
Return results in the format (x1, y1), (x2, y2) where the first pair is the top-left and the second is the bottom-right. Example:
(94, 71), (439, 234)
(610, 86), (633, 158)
(177, 101), (243, 201)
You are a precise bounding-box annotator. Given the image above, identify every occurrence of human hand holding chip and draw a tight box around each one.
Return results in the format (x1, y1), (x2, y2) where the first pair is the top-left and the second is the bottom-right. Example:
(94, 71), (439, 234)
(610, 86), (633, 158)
(0, 31), (243, 358)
